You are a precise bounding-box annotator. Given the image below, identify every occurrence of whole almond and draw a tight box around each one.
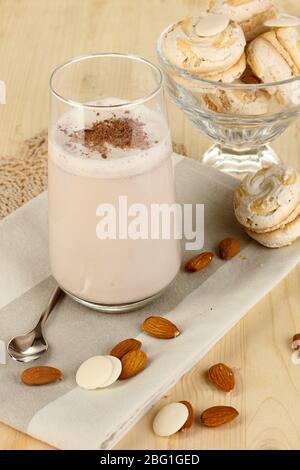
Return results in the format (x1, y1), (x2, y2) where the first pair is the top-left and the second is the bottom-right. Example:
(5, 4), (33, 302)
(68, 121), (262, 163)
(185, 252), (214, 272)
(110, 338), (142, 359)
(201, 406), (239, 427)
(219, 238), (240, 260)
(208, 363), (235, 392)
(21, 366), (63, 386)
(180, 400), (194, 431)
(142, 316), (180, 339)
(119, 350), (148, 380)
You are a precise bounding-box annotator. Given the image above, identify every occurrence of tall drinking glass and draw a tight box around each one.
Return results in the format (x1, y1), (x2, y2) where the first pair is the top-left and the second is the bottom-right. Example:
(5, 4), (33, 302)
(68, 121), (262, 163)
(49, 53), (181, 312)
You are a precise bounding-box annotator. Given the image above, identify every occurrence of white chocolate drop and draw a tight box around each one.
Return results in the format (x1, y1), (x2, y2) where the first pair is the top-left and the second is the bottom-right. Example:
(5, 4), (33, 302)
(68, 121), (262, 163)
(98, 356), (122, 388)
(264, 18), (300, 28)
(195, 14), (230, 37)
(76, 356), (113, 390)
(153, 402), (189, 437)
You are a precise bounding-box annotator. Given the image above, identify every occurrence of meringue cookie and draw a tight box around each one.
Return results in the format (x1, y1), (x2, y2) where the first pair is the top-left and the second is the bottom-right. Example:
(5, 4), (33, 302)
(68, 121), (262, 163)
(246, 28), (300, 104)
(204, 53), (246, 82)
(162, 15), (246, 81)
(246, 213), (300, 247)
(259, 30), (299, 75)
(200, 83), (271, 115)
(276, 27), (300, 73)
(208, 0), (278, 41)
(172, 52), (246, 85)
(247, 33), (294, 84)
(247, 28), (300, 79)
(234, 166), (300, 233)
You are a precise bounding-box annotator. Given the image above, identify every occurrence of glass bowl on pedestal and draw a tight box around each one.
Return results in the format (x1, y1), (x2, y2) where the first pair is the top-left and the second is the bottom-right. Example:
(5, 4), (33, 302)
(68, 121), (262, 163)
(157, 25), (300, 176)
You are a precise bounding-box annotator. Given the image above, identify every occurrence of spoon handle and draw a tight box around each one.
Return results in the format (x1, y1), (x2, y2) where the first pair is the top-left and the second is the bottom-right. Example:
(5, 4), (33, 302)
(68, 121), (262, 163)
(39, 286), (64, 327)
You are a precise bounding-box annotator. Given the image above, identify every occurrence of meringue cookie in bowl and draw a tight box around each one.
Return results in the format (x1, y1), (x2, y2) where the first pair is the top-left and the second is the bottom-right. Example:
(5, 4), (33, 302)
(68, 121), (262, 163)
(208, 0), (279, 41)
(234, 166), (300, 233)
(157, 9), (300, 175)
(199, 81), (272, 115)
(204, 53), (246, 83)
(247, 31), (295, 83)
(276, 27), (300, 73)
(161, 14), (246, 81)
(166, 54), (246, 103)
(246, 27), (300, 105)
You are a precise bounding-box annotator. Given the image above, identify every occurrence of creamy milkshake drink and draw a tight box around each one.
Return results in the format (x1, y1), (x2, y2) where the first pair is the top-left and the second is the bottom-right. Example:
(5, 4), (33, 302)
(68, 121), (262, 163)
(49, 55), (181, 311)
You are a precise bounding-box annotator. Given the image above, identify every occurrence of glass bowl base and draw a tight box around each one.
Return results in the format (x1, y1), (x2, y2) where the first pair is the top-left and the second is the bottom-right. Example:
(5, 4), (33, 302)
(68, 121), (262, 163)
(202, 144), (281, 177)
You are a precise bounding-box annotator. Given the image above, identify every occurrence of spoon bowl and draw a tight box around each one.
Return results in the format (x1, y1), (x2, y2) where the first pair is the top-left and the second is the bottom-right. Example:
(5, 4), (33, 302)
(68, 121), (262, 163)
(7, 286), (63, 363)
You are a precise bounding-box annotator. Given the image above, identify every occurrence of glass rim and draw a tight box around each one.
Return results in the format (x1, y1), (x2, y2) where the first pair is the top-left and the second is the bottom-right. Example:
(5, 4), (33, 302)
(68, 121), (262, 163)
(49, 52), (164, 109)
(157, 22), (300, 91)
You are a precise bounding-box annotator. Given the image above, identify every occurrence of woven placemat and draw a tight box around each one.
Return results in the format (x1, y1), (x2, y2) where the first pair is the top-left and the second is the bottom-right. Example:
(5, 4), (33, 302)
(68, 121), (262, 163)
(0, 131), (48, 220)
(0, 134), (186, 220)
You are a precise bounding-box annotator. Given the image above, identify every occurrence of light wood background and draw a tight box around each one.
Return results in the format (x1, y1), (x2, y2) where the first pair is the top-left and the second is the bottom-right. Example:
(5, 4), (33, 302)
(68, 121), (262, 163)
(0, 0), (300, 450)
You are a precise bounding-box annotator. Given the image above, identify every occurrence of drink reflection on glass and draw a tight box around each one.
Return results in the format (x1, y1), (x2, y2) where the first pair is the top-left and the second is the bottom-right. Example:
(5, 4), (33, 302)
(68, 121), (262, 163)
(49, 54), (181, 312)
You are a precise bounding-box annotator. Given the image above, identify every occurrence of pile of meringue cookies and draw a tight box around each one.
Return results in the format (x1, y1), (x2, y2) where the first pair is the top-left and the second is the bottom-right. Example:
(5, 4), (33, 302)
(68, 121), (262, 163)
(161, 0), (300, 248)
(162, 0), (300, 114)
(234, 165), (300, 248)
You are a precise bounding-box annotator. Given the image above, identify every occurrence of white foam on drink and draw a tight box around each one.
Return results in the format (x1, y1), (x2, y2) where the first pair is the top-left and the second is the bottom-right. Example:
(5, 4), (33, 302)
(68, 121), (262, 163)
(50, 99), (172, 179)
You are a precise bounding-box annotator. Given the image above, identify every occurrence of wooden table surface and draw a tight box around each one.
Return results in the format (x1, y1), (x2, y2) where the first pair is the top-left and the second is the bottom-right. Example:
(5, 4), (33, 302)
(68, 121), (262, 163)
(0, 0), (300, 450)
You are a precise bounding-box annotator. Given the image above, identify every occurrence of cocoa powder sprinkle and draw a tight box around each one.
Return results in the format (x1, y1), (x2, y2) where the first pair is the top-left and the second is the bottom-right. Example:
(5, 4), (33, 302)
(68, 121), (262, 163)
(69, 117), (150, 159)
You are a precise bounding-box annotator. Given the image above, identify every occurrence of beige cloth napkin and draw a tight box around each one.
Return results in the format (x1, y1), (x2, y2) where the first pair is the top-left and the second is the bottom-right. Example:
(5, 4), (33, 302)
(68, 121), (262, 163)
(0, 155), (299, 449)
